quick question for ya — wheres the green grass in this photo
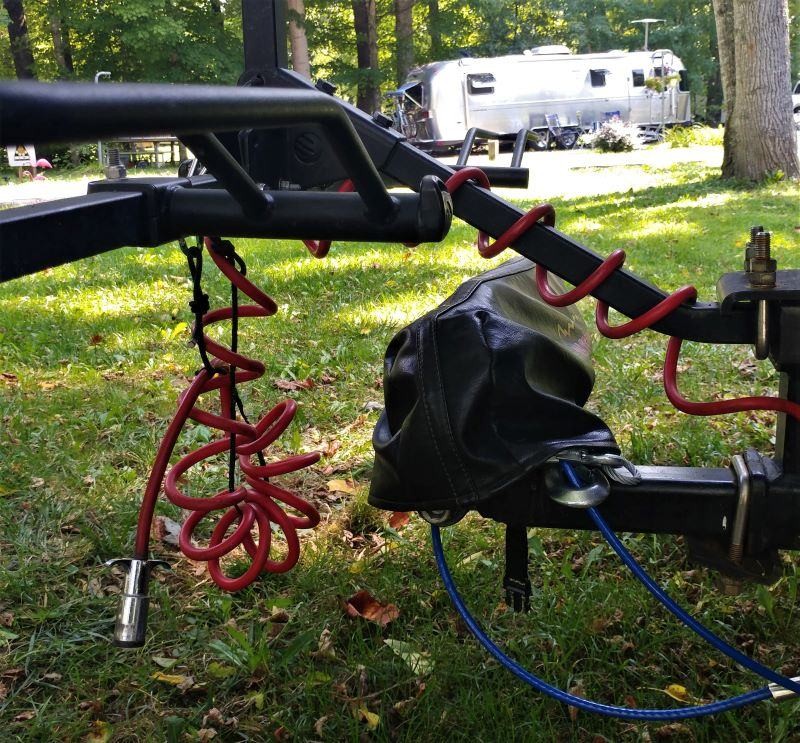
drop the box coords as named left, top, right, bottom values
left=1, top=162, right=799, bottom=742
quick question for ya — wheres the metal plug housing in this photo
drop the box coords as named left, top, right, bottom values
left=105, top=558, right=170, bottom=647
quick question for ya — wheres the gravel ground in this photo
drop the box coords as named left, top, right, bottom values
left=0, top=143, right=727, bottom=209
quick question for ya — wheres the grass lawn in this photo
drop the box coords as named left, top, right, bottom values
left=1, top=162, right=799, bottom=742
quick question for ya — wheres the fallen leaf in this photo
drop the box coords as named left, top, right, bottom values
left=31, top=477, right=45, bottom=488
left=13, top=710, right=35, bottom=722
left=0, top=681, right=7, bottom=700
left=354, top=704, right=380, bottom=730
left=655, top=723, right=693, bottom=739
left=663, top=683, right=690, bottom=703
left=384, top=639, right=433, bottom=675
left=86, top=720, right=111, bottom=743
left=388, top=512, right=409, bottom=529
left=314, top=716, right=329, bottom=737
left=151, top=671, right=194, bottom=690
left=310, top=628, right=336, bottom=661
left=197, top=728, right=217, bottom=742
left=568, top=680, right=586, bottom=721
left=78, top=700, right=102, bottom=713
left=0, top=611, right=13, bottom=627
left=327, top=479, right=356, bottom=495
left=153, top=516, right=182, bottom=547
left=88, top=334, right=104, bottom=346
left=42, top=672, right=62, bottom=682
left=344, top=590, right=399, bottom=627
left=274, top=378, right=315, bottom=391
left=0, top=372, right=18, bottom=386
left=273, top=725, right=290, bottom=740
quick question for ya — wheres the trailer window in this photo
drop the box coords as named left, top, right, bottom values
left=467, top=73, right=495, bottom=95
left=678, top=70, right=689, bottom=92
left=632, top=69, right=645, bottom=87
left=404, top=82, right=423, bottom=107
left=590, top=69, right=607, bottom=87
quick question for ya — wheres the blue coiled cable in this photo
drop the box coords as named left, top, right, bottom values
left=430, top=457, right=799, bottom=719
left=558, top=460, right=800, bottom=697
left=431, top=526, right=771, bottom=719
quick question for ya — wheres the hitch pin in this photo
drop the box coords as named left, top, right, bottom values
left=105, top=558, right=170, bottom=647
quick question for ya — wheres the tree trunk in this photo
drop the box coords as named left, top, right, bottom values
left=394, top=0, right=415, bottom=85
left=287, top=0, right=311, bottom=78
left=352, top=0, right=381, bottom=113
left=3, top=0, right=36, bottom=79
left=50, top=17, right=74, bottom=76
left=427, top=0, right=441, bottom=59
left=713, top=0, right=799, bottom=179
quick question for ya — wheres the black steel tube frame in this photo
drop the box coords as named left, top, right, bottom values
left=0, top=0, right=797, bottom=559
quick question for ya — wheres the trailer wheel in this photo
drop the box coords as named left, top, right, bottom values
left=531, top=132, right=549, bottom=151
left=556, top=130, right=579, bottom=150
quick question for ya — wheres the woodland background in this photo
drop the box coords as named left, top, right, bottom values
left=2, top=0, right=798, bottom=123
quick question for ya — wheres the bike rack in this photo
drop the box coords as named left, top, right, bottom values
left=0, top=0, right=798, bottom=670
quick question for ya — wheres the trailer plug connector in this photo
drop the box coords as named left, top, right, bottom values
left=105, top=558, right=170, bottom=648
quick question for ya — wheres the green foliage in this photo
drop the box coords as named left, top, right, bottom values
left=1, top=162, right=799, bottom=740
left=664, top=124, right=724, bottom=148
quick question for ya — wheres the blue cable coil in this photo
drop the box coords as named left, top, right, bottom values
left=429, top=458, right=799, bottom=719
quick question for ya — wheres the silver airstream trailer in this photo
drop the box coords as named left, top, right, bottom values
left=390, top=46, right=691, bottom=151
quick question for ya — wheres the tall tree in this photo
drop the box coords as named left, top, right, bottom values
left=427, top=0, right=442, bottom=59
left=394, top=0, right=414, bottom=84
left=50, top=16, right=73, bottom=76
left=712, top=0, right=798, bottom=179
left=352, top=0, right=381, bottom=112
left=3, top=0, right=35, bottom=78
left=287, top=0, right=311, bottom=78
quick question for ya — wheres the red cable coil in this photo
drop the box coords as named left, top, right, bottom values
left=446, top=167, right=800, bottom=423
left=134, top=238, right=320, bottom=591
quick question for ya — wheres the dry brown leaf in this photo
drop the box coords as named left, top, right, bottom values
left=388, top=511, right=410, bottom=529
left=344, top=590, right=399, bottom=627
left=88, top=334, right=104, bottom=346
left=310, top=628, right=336, bottom=661
left=42, top=672, right=62, bottom=682
left=13, top=710, right=35, bottom=722
left=327, top=479, right=356, bottom=495
left=567, top=680, right=585, bottom=721
left=197, top=728, right=217, bottom=742
left=654, top=723, right=693, bottom=739
left=273, top=726, right=291, bottom=741
left=0, top=372, right=18, bottom=386
left=0, top=681, right=7, bottom=701
left=0, top=611, right=13, bottom=627
left=274, top=378, right=315, bottom=391
left=313, top=716, right=329, bottom=737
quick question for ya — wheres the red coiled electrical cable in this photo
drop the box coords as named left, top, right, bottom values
left=446, top=167, right=800, bottom=423
left=134, top=237, right=320, bottom=591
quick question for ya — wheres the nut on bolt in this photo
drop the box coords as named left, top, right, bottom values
left=105, top=558, right=170, bottom=647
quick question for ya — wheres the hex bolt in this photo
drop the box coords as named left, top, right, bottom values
left=754, top=230, right=771, bottom=260
left=745, top=230, right=776, bottom=287
left=743, top=224, right=763, bottom=270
